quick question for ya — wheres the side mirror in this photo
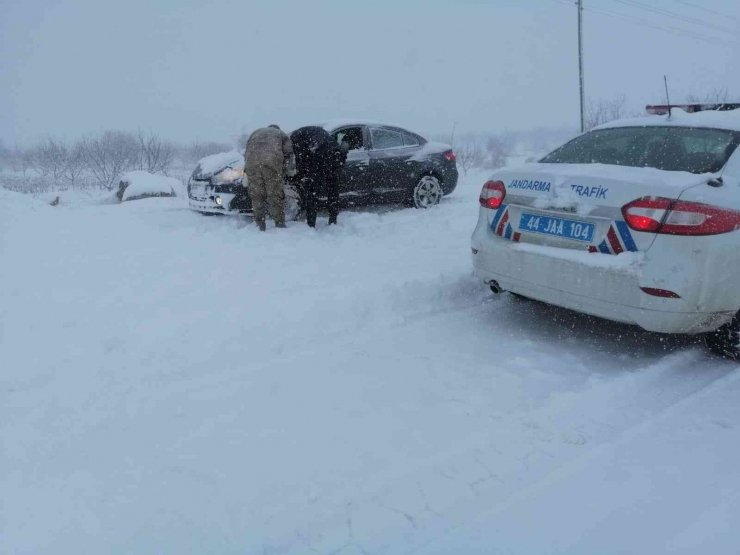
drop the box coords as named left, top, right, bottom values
left=707, top=177, right=724, bottom=188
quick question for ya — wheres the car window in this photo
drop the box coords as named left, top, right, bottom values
left=402, top=133, right=420, bottom=147
left=370, top=128, right=404, bottom=150
left=681, top=133, right=732, bottom=155
left=540, top=126, right=740, bottom=174
left=332, top=127, right=365, bottom=151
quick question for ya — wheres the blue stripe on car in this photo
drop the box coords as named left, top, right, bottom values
left=615, top=221, right=638, bottom=252
left=598, top=240, right=611, bottom=254
left=490, top=203, right=507, bottom=231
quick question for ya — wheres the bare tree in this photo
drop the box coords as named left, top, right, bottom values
left=486, top=136, right=512, bottom=170
left=584, top=95, right=628, bottom=131
left=63, top=140, right=86, bottom=188
left=80, top=130, right=139, bottom=190
left=34, top=138, right=71, bottom=185
left=686, top=87, right=735, bottom=105
left=8, top=146, right=34, bottom=176
left=455, top=139, right=486, bottom=176
left=27, top=146, right=48, bottom=179
left=26, top=138, right=88, bottom=189
left=136, top=130, right=175, bottom=175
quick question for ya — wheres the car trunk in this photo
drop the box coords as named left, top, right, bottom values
left=487, top=163, right=708, bottom=254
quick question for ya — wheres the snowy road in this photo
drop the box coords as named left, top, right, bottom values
left=1, top=175, right=738, bottom=554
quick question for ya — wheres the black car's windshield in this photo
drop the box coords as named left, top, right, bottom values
left=540, top=126, right=740, bottom=174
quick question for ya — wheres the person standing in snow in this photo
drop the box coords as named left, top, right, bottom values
left=244, top=125, right=294, bottom=231
left=289, top=126, right=348, bottom=227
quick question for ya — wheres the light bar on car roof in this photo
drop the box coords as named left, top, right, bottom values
left=646, top=103, right=740, bottom=115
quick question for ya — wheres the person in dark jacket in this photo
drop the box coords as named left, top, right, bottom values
left=289, top=126, right=348, bottom=227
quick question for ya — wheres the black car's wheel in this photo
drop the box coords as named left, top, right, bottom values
left=285, top=184, right=302, bottom=221
left=412, top=175, right=443, bottom=209
left=704, top=312, right=740, bottom=360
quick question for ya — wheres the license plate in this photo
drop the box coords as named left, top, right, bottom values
left=519, top=213, right=595, bottom=242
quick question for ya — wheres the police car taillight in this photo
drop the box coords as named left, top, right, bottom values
left=479, top=180, right=506, bottom=210
left=622, top=197, right=740, bottom=236
left=444, top=151, right=457, bottom=162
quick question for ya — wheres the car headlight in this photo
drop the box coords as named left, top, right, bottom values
left=212, top=168, right=244, bottom=185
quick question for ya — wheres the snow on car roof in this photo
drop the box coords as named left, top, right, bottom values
left=195, top=150, right=244, bottom=178
left=595, top=107, right=740, bottom=133
left=120, top=171, right=181, bottom=201
left=507, top=162, right=716, bottom=188
left=316, top=119, right=412, bottom=132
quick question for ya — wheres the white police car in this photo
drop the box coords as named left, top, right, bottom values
left=471, top=104, right=740, bottom=358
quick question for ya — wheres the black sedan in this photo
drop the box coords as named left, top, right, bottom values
left=187, top=120, right=458, bottom=215
left=318, top=119, right=458, bottom=208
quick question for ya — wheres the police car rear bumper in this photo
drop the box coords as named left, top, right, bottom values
left=471, top=215, right=734, bottom=335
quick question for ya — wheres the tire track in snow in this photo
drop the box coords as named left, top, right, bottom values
left=405, top=357, right=740, bottom=555
left=250, top=322, right=733, bottom=555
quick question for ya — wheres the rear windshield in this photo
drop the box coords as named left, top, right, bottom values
left=540, top=126, right=740, bottom=174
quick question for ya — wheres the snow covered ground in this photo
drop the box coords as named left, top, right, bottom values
left=1, top=170, right=738, bottom=554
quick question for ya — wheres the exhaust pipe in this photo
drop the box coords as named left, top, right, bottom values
left=488, top=280, right=503, bottom=294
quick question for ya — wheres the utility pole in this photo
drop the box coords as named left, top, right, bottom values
left=578, top=0, right=585, bottom=133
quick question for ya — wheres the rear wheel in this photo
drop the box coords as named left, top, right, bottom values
left=412, top=175, right=443, bottom=209
left=704, top=313, right=740, bottom=360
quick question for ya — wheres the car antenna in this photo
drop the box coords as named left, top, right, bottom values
left=450, top=121, right=457, bottom=147
left=664, top=75, right=672, bottom=119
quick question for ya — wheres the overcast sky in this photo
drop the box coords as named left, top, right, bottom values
left=1, top=0, right=738, bottom=145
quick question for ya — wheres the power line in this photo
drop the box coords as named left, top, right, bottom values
left=671, top=0, right=740, bottom=24
left=587, top=4, right=740, bottom=48
left=548, top=0, right=740, bottom=49
left=605, top=0, right=739, bottom=36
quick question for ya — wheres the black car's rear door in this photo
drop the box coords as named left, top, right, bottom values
left=367, top=127, right=422, bottom=195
